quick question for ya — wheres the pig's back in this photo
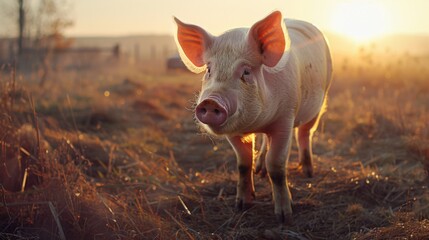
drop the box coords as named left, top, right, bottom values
left=285, top=19, right=332, bottom=91
left=284, top=19, right=333, bottom=125
left=285, top=19, right=325, bottom=44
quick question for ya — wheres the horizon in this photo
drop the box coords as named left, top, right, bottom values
left=2, top=30, right=429, bottom=39
left=65, top=31, right=429, bottom=39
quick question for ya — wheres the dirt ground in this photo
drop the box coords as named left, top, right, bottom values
left=1, top=51, right=429, bottom=239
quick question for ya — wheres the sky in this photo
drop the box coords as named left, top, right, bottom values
left=65, top=0, right=429, bottom=37
left=1, top=0, right=429, bottom=39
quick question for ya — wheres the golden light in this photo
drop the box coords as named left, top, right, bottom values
left=240, top=133, right=255, bottom=144
left=240, top=133, right=257, bottom=160
left=330, top=1, right=391, bottom=43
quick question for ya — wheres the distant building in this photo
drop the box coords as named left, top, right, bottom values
left=0, top=38, right=15, bottom=63
left=166, top=54, right=187, bottom=70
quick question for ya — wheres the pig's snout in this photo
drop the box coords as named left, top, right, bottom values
left=195, top=99, right=228, bottom=127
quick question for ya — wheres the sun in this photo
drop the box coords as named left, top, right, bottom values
left=330, top=1, right=391, bottom=43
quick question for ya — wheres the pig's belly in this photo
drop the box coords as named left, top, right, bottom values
left=293, top=90, right=325, bottom=127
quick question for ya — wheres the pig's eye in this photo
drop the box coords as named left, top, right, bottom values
left=240, top=68, right=251, bottom=82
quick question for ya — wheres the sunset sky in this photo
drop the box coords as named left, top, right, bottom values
left=1, top=0, right=429, bottom=41
left=67, top=0, right=428, bottom=37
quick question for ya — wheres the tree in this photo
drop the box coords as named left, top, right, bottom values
left=0, top=0, right=73, bottom=85
left=18, top=0, right=24, bottom=55
left=32, top=0, right=74, bottom=86
left=0, top=0, right=29, bottom=55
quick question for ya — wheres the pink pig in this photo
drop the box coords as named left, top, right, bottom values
left=174, top=11, right=332, bottom=223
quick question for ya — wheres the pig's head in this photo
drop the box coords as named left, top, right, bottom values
left=174, top=11, right=290, bottom=135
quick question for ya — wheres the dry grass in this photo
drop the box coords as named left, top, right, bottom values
left=0, top=46, right=428, bottom=240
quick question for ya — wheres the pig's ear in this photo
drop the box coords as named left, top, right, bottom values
left=174, top=17, right=213, bottom=73
left=248, top=11, right=289, bottom=68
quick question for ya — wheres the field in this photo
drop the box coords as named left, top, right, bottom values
left=1, top=38, right=429, bottom=239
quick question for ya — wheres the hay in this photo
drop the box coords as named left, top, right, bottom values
left=1, top=50, right=429, bottom=239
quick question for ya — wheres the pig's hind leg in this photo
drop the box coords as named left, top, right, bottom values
left=254, top=134, right=268, bottom=177
left=296, top=113, right=321, bottom=178
left=227, top=135, right=256, bottom=211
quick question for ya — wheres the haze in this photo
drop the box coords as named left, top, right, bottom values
left=69, top=0, right=429, bottom=37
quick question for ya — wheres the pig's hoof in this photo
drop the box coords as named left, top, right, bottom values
left=304, top=167, right=313, bottom=178
left=299, top=164, right=313, bottom=178
left=235, top=200, right=253, bottom=212
left=276, top=212, right=293, bottom=225
left=235, top=192, right=255, bottom=211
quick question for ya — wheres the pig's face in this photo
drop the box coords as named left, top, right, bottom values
left=195, top=31, right=265, bottom=135
left=174, top=11, right=288, bottom=135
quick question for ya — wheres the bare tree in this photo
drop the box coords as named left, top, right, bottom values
left=0, top=0, right=73, bottom=85
left=18, top=0, right=25, bottom=55
left=0, top=0, right=29, bottom=57
left=33, top=0, right=74, bottom=86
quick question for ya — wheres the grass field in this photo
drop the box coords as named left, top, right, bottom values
left=0, top=43, right=428, bottom=239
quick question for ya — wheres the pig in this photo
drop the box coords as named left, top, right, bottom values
left=174, top=11, right=332, bottom=223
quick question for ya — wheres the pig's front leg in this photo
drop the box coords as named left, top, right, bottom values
left=266, top=125, right=294, bottom=223
left=227, top=135, right=255, bottom=211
